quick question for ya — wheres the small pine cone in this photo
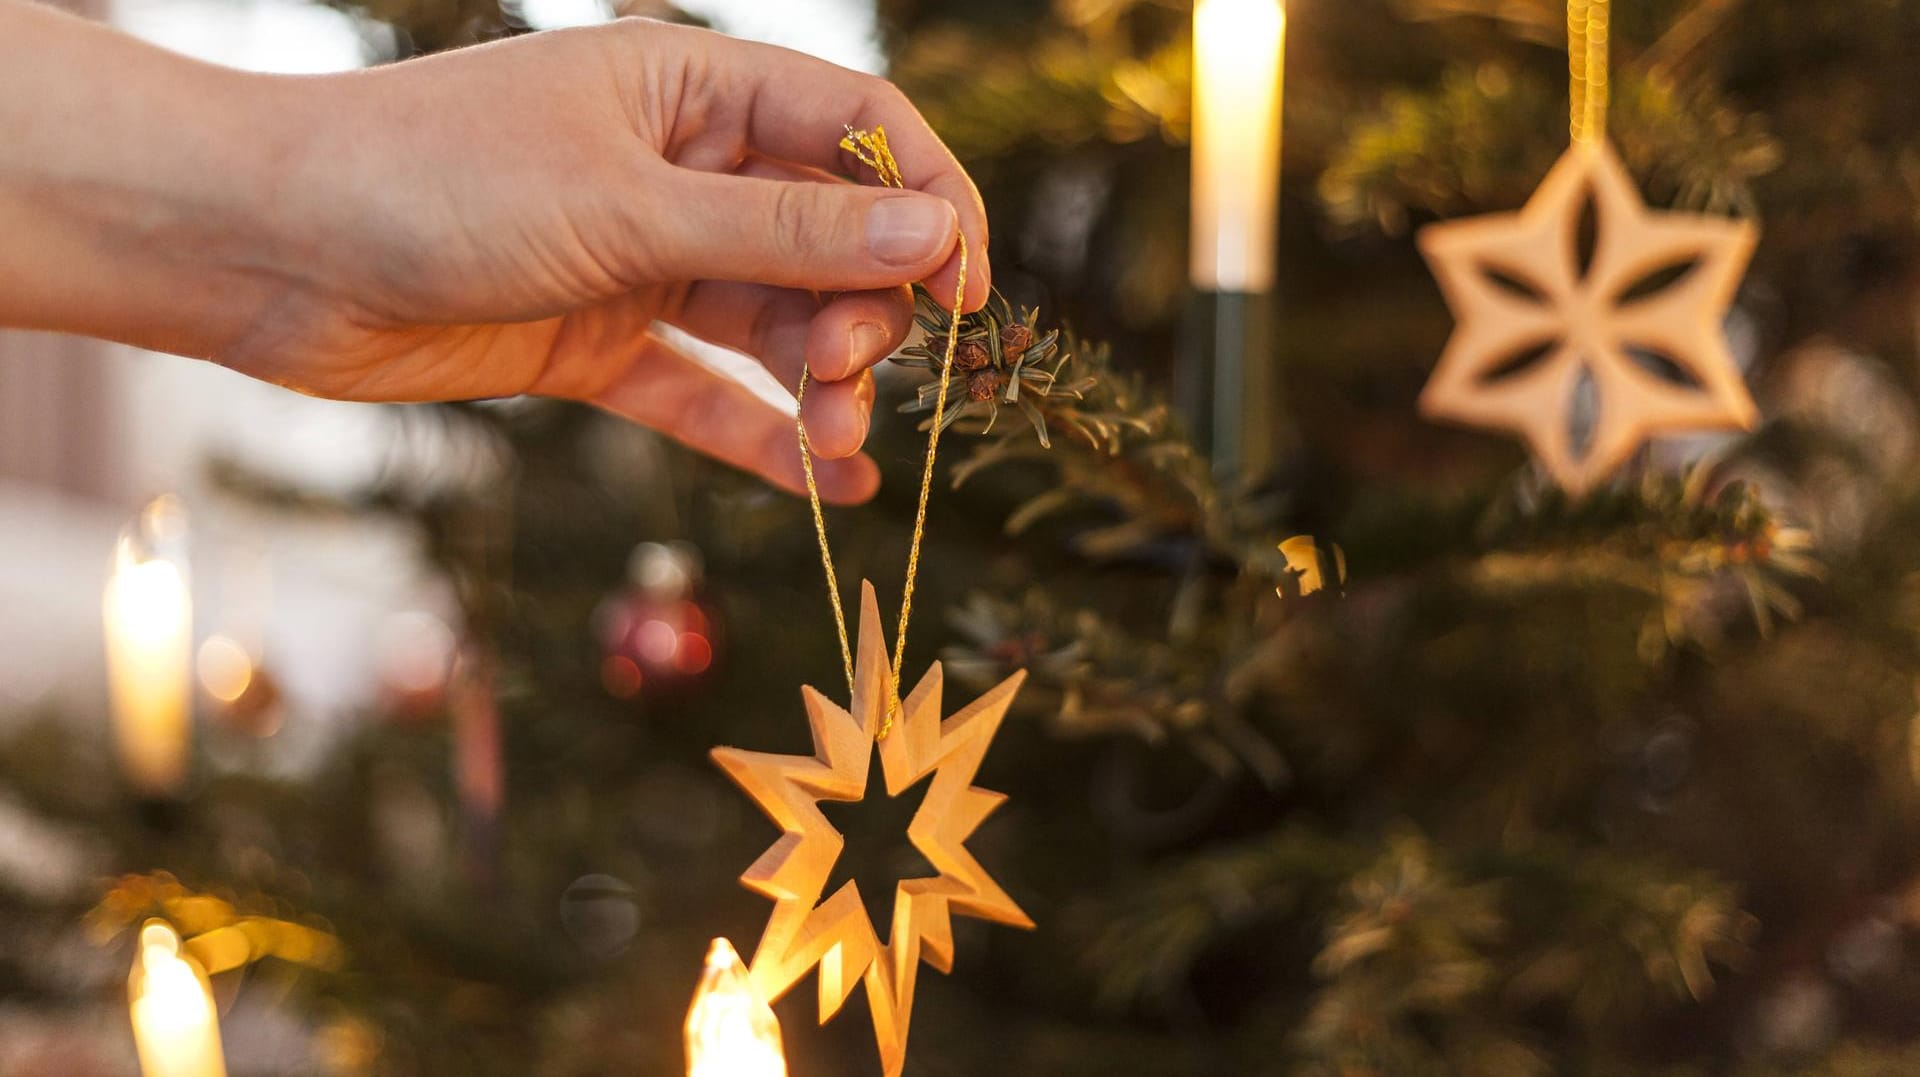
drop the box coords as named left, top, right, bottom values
left=967, top=369, right=1006, bottom=402
left=952, top=339, right=992, bottom=371
left=1000, top=324, right=1035, bottom=359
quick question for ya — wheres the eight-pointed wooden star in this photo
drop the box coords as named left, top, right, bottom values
left=1418, top=138, right=1760, bottom=494
left=711, top=580, right=1032, bottom=1077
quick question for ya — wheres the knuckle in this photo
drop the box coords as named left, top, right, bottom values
left=769, top=182, right=818, bottom=263
left=868, top=77, right=914, bottom=117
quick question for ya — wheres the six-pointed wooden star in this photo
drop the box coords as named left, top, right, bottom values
left=1419, top=138, right=1760, bottom=494
left=712, top=580, right=1032, bottom=1077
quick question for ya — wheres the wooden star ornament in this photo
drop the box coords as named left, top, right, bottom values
left=1419, top=139, right=1760, bottom=493
left=712, top=580, right=1032, bottom=1077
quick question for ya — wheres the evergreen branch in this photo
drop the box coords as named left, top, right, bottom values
left=941, top=589, right=1215, bottom=746
left=1640, top=0, right=1742, bottom=73
left=1307, top=832, right=1505, bottom=1024
left=895, top=289, right=1146, bottom=453
left=1394, top=0, right=1566, bottom=46
left=889, top=10, right=1189, bottom=163
left=1492, top=845, right=1755, bottom=1021
left=1078, top=827, right=1363, bottom=1013
left=1731, top=1043, right=1920, bottom=1077
left=1320, top=65, right=1780, bottom=233
left=1302, top=835, right=1750, bottom=1071
left=1461, top=471, right=1819, bottom=647
left=1077, top=826, right=1753, bottom=1060
left=1395, top=0, right=1738, bottom=65
left=893, top=287, right=1222, bottom=553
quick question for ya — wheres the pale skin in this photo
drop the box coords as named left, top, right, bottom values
left=0, top=0, right=993, bottom=503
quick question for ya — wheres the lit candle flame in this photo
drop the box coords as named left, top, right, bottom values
left=104, top=500, right=194, bottom=797
left=1190, top=0, right=1286, bottom=292
left=685, top=938, right=786, bottom=1077
left=129, top=920, right=226, bottom=1077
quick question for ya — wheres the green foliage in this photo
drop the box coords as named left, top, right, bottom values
left=893, top=289, right=1097, bottom=447
left=10, top=1, right=1920, bottom=1075
left=890, top=0, right=1192, bottom=163
left=1320, top=64, right=1780, bottom=233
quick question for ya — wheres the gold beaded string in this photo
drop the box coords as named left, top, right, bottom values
left=794, top=125, right=967, bottom=740
left=1569, top=0, right=1612, bottom=144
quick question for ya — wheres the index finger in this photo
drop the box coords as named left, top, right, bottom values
left=698, top=29, right=991, bottom=312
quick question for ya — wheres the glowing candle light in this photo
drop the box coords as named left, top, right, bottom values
left=103, top=498, right=194, bottom=798
left=1190, top=0, right=1286, bottom=292
left=685, top=938, right=786, bottom=1077
left=128, top=920, right=227, bottom=1077
left=1182, top=0, right=1288, bottom=482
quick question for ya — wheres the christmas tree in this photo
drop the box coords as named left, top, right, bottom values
left=7, top=0, right=1920, bottom=1074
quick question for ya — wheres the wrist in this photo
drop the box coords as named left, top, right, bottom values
left=0, top=2, right=313, bottom=359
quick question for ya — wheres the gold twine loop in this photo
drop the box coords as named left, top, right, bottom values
left=795, top=125, right=968, bottom=740
left=1569, top=0, right=1611, bottom=144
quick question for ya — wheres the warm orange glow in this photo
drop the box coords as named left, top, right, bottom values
left=196, top=636, right=254, bottom=705
left=677, top=601, right=710, bottom=636
left=1191, top=0, right=1285, bottom=292
left=128, top=920, right=226, bottom=1077
left=685, top=938, right=785, bottom=1077
left=601, top=655, right=643, bottom=698
left=1276, top=536, right=1347, bottom=597
left=675, top=634, right=713, bottom=675
left=104, top=532, right=193, bottom=797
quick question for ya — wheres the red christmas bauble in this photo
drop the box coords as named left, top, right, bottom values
left=594, top=543, right=719, bottom=699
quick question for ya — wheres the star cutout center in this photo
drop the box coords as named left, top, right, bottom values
left=712, top=580, right=1032, bottom=1077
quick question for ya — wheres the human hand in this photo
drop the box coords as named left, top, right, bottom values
left=0, top=7, right=990, bottom=502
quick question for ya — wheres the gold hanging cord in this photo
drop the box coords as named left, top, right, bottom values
left=1569, top=0, right=1611, bottom=144
left=794, top=125, right=968, bottom=740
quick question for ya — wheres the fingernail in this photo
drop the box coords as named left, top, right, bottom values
left=848, top=322, right=891, bottom=368
left=866, top=196, right=954, bottom=267
left=855, top=377, right=876, bottom=431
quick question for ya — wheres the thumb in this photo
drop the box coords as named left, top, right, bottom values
left=640, top=168, right=959, bottom=291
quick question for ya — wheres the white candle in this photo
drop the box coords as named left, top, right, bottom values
left=129, top=921, right=227, bottom=1077
left=1190, top=0, right=1286, bottom=292
left=685, top=938, right=786, bottom=1077
left=104, top=525, right=193, bottom=797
